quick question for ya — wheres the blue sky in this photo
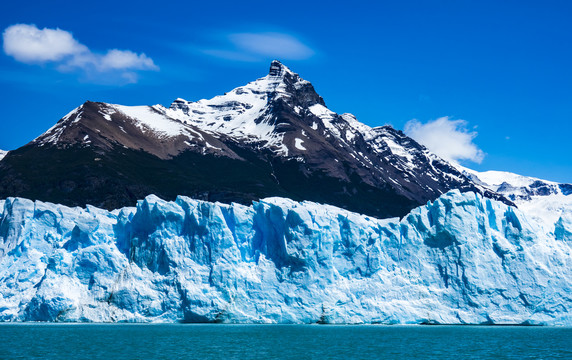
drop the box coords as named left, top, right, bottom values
left=1, top=0, right=570, bottom=182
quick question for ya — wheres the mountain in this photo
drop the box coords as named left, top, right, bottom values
left=0, top=190, right=569, bottom=324
left=457, top=166, right=572, bottom=225
left=0, top=61, right=508, bottom=219
left=0, top=150, right=7, bottom=161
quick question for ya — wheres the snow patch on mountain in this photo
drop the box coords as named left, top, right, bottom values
left=111, top=104, right=188, bottom=138
left=35, top=106, right=83, bottom=145
left=294, top=138, right=306, bottom=150
left=307, top=105, right=368, bottom=148
left=384, top=137, right=415, bottom=162
left=0, top=191, right=569, bottom=324
left=0, top=150, right=7, bottom=161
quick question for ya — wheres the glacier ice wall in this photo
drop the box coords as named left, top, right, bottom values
left=0, top=191, right=570, bottom=324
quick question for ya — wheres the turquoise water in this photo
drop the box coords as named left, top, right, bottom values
left=0, top=324, right=570, bottom=359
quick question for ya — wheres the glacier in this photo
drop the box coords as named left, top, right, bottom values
left=0, top=190, right=570, bottom=324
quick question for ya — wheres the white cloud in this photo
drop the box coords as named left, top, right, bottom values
left=229, top=33, right=314, bottom=59
left=201, top=49, right=260, bottom=62
left=98, top=49, right=157, bottom=71
left=3, top=24, right=86, bottom=63
left=404, top=116, right=485, bottom=164
left=203, top=31, right=314, bottom=62
left=3, top=24, right=158, bottom=83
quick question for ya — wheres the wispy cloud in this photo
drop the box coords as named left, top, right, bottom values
left=3, top=24, right=158, bottom=84
left=404, top=116, right=485, bottom=164
left=202, top=32, right=314, bottom=62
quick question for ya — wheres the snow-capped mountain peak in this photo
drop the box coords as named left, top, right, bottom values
left=0, top=150, right=7, bottom=161
left=29, top=60, right=337, bottom=159
left=158, top=60, right=325, bottom=156
left=268, top=59, right=293, bottom=77
left=0, top=61, right=511, bottom=217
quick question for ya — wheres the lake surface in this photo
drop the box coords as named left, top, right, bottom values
left=0, top=324, right=570, bottom=359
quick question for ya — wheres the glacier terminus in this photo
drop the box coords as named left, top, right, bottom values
left=0, top=190, right=570, bottom=325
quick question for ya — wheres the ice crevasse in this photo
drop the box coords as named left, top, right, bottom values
left=0, top=190, right=570, bottom=324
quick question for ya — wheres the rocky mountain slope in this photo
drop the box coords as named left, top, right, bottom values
left=0, top=61, right=507, bottom=219
left=0, top=190, right=569, bottom=324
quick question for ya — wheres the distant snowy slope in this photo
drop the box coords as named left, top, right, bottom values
left=457, top=166, right=572, bottom=225
left=0, top=150, right=6, bottom=161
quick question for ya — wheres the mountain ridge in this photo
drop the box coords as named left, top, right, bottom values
left=0, top=61, right=510, bottom=218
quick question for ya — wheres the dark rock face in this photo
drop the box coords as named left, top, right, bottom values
left=528, top=181, right=557, bottom=197
left=0, top=61, right=510, bottom=218
left=560, top=184, right=572, bottom=196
